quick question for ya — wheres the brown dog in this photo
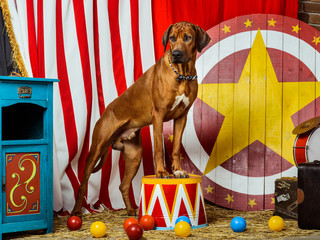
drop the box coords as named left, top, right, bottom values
left=71, top=21, right=210, bottom=216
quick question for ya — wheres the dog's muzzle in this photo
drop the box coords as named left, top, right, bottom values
left=171, top=50, right=186, bottom=63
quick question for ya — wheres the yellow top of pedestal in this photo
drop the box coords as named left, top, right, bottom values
left=141, top=174, right=202, bottom=184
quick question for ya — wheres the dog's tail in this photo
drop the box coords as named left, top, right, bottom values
left=92, top=150, right=109, bottom=173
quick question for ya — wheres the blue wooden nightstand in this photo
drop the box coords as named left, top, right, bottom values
left=0, top=76, right=58, bottom=239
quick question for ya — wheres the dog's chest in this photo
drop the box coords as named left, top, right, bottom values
left=169, top=81, right=196, bottom=114
left=170, top=93, right=190, bottom=111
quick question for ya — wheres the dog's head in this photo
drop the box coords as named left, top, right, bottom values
left=162, top=22, right=211, bottom=64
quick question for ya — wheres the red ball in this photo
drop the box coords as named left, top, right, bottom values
left=123, top=217, right=139, bottom=231
left=126, top=223, right=143, bottom=240
left=139, top=215, right=155, bottom=230
left=67, top=216, right=82, bottom=231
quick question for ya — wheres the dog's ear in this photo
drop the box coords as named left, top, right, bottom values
left=162, top=24, right=173, bottom=52
left=194, top=25, right=211, bottom=53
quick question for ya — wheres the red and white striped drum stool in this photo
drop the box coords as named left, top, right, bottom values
left=138, top=175, right=208, bottom=230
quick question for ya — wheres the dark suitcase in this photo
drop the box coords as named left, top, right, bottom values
left=274, top=177, right=298, bottom=219
left=298, top=161, right=320, bottom=229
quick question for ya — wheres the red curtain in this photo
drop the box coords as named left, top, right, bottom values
left=151, top=0, right=298, bottom=61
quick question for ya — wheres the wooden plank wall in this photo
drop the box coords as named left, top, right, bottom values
left=164, top=14, right=320, bottom=211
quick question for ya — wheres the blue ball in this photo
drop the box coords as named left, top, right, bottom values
left=175, top=216, right=191, bottom=226
left=230, top=216, right=246, bottom=232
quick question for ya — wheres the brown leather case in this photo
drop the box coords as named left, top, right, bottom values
left=298, top=161, right=320, bottom=229
left=274, top=177, right=298, bottom=219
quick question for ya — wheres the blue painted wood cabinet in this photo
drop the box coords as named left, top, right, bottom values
left=0, top=76, right=58, bottom=239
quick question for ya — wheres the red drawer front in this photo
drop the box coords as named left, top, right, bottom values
left=5, top=153, right=40, bottom=216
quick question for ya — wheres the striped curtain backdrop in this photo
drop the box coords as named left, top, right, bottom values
left=6, top=0, right=298, bottom=214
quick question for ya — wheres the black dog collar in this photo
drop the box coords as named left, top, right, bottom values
left=168, top=52, right=197, bottom=81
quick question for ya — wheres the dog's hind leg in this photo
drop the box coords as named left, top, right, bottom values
left=119, top=130, right=143, bottom=216
left=71, top=109, right=128, bottom=217
left=71, top=147, right=106, bottom=217
left=71, top=119, right=114, bottom=217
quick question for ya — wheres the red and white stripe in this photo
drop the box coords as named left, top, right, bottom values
left=8, top=0, right=156, bottom=213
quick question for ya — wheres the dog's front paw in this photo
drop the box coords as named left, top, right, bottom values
left=173, top=170, right=189, bottom=178
left=156, top=170, right=170, bottom=178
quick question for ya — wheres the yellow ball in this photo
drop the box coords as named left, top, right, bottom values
left=90, top=221, right=107, bottom=238
left=268, top=216, right=284, bottom=232
left=175, top=221, right=191, bottom=237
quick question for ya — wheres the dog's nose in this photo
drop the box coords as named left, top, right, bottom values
left=172, top=50, right=183, bottom=59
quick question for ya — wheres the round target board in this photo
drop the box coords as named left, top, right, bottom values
left=163, top=14, right=320, bottom=211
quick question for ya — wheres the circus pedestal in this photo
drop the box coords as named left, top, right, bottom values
left=138, top=175, right=208, bottom=230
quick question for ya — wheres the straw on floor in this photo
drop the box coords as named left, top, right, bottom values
left=5, top=202, right=320, bottom=240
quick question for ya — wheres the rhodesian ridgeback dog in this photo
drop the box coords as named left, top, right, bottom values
left=71, top=21, right=210, bottom=216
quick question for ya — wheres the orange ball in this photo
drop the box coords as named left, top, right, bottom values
left=123, top=217, right=139, bottom=231
left=139, top=215, right=155, bottom=231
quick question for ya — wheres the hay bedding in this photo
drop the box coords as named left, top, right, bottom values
left=5, top=203, right=320, bottom=240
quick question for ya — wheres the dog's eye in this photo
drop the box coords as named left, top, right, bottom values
left=184, top=35, right=192, bottom=42
left=169, top=36, right=176, bottom=42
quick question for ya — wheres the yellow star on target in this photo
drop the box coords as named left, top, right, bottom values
left=198, top=29, right=320, bottom=175
left=312, top=36, right=320, bottom=46
left=225, top=194, right=234, bottom=203
left=248, top=199, right=257, bottom=208
left=244, top=19, right=252, bottom=28
left=222, top=25, right=231, bottom=34
left=271, top=197, right=275, bottom=204
left=167, top=134, right=173, bottom=142
left=205, top=185, right=214, bottom=194
left=292, top=24, right=301, bottom=34
left=268, top=18, right=277, bottom=27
